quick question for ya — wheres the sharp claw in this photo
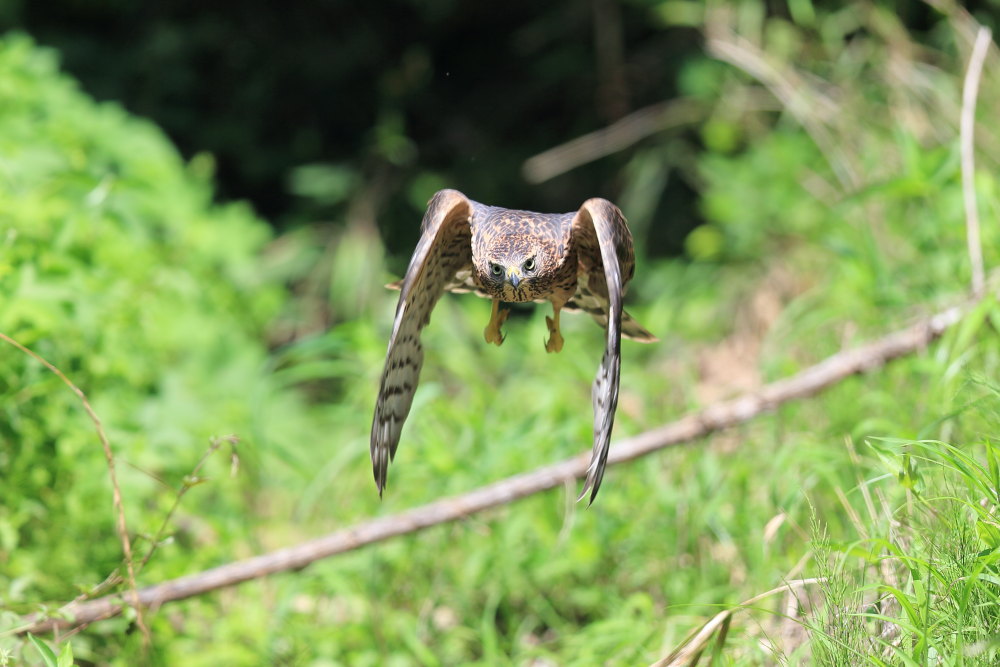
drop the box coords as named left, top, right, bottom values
left=484, top=326, right=505, bottom=346
left=484, top=307, right=511, bottom=346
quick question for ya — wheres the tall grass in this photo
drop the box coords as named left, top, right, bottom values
left=4, top=3, right=1000, bottom=665
left=808, top=432, right=1000, bottom=665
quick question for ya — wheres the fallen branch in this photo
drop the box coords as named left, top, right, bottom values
left=20, top=302, right=969, bottom=634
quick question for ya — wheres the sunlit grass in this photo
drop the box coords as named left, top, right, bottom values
left=6, top=7, right=1000, bottom=664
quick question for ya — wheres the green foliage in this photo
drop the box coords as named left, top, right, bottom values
left=3, top=1, right=1000, bottom=664
left=25, top=634, right=71, bottom=667
left=0, top=32, right=323, bottom=663
left=810, top=435, right=1000, bottom=665
left=1, top=0, right=694, bottom=236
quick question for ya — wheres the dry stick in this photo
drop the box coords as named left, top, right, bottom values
left=650, top=578, right=826, bottom=667
left=521, top=91, right=779, bottom=184
left=960, top=25, right=992, bottom=299
left=21, top=302, right=967, bottom=634
left=0, top=333, right=148, bottom=643
left=522, top=99, right=704, bottom=183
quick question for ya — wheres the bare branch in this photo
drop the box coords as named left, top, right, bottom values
left=0, top=332, right=147, bottom=642
left=18, top=302, right=968, bottom=635
left=960, top=25, right=992, bottom=298
left=522, top=99, right=704, bottom=183
left=521, top=90, right=779, bottom=184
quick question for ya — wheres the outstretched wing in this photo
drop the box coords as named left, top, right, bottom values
left=385, top=267, right=490, bottom=298
left=371, top=189, right=473, bottom=495
left=569, top=198, right=635, bottom=504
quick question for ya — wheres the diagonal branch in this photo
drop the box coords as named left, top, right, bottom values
left=520, top=91, right=777, bottom=184
left=19, top=302, right=969, bottom=635
left=522, top=99, right=705, bottom=183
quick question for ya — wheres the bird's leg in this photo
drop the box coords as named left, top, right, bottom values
left=545, top=302, right=564, bottom=353
left=484, top=298, right=510, bottom=346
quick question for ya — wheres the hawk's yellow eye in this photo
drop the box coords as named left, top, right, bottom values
left=490, top=263, right=503, bottom=276
left=523, top=258, right=536, bottom=272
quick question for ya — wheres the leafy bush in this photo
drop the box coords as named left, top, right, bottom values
left=0, top=32, right=317, bottom=661
left=3, top=1, right=1000, bottom=663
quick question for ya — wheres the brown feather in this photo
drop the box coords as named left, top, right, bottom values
left=568, top=198, right=634, bottom=504
left=370, top=190, right=473, bottom=495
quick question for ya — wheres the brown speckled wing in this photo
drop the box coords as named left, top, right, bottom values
left=570, top=198, right=635, bottom=504
left=371, top=189, right=473, bottom=495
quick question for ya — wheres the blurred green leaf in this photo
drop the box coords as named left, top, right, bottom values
left=26, top=634, right=57, bottom=667
left=654, top=1, right=705, bottom=27
left=56, top=641, right=74, bottom=667
left=684, top=224, right=724, bottom=260
left=287, top=163, right=359, bottom=206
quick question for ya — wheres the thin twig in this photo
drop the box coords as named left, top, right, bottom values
left=650, top=578, right=826, bottom=667
left=15, top=301, right=968, bottom=635
left=704, top=19, right=859, bottom=191
left=137, top=435, right=240, bottom=573
left=0, top=333, right=148, bottom=644
left=960, top=25, right=992, bottom=298
left=52, top=436, right=242, bottom=642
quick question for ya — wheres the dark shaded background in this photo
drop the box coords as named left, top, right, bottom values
left=2, top=0, right=963, bottom=257
left=5, top=0, right=703, bottom=254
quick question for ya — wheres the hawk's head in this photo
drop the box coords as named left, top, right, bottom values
left=473, top=233, right=559, bottom=303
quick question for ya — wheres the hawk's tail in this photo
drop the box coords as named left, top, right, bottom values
left=563, top=296, right=657, bottom=343
left=621, top=310, right=657, bottom=343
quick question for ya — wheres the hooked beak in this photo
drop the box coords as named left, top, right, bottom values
left=506, top=267, right=522, bottom=288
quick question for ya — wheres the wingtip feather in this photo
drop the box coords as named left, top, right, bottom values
left=576, top=476, right=603, bottom=505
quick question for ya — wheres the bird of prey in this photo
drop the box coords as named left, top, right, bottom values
left=371, top=189, right=655, bottom=503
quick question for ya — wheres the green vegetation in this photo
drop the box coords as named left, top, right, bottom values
left=3, top=2, right=1000, bottom=665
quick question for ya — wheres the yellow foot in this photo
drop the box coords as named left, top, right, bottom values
left=484, top=308, right=510, bottom=346
left=544, top=315, right=564, bottom=353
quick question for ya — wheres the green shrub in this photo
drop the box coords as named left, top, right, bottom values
left=0, top=29, right=290, bottom=632
left=3, top=2, right=1000, bottom=662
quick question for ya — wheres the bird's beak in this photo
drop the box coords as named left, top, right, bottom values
left=506, top=267, right=522, bottom=288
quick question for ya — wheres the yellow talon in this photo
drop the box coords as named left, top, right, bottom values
left=484, top=299, right=510, bottom=346
left=545, top=313, right=564, bottom=353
